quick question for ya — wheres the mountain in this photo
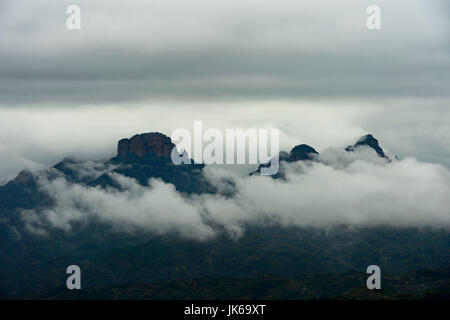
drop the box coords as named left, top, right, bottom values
left=289, top=144, right=319, bottom=162
left=55, top=132, right=214, bottom=194
left=345, top=134, right=388, bottom=159
left=0, top=132, right=449, bottom=299
left=252, top=133, right=388, bottom=177
left=251, top=144, right=319, bottom=177
left=117, top=132, right=175, bottom=159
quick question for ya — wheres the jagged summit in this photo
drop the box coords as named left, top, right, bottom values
left=346, top=134, right=387, bottom=158
left=117, top=132, right=175, bottom=159
left=5, top=132, right=391, bottom=189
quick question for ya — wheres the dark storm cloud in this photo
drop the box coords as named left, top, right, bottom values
left=1, top=48, right=448, bottom=105
left=0, top=0, right=448, bottom=105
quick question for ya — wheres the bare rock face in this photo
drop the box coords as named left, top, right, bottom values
left=13, top=170, right=34, bottom=185
left=117, top=132, right=176, bottom=158
left=346, top=134, right=387, bottom=158
left=289, top=144, right=319, bottom=162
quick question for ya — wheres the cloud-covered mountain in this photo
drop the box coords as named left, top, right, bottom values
left=3, top=132, right=450, bottom=236
left=1, top=132, right=449, bottom=297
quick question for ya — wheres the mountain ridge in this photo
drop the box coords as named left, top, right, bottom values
left=3, top=132, right=388, bottom=185
left=3, top=131, right=447, bottom=300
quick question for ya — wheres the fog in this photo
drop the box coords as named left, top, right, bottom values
left=1, top=99, right=450, bottom=183
left=1, top=1, right=449, bottom=234
left=21, top=146, right=450, bottom=239
left=1, top=0, right=449, bottom=181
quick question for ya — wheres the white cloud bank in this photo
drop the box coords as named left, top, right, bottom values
left=22, top=148, right=450, bottom=240
left=1, top=98, right=450, bottom=183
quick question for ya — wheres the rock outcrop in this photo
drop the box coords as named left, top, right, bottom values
left=345, top=134, right=387, bottom=158
left=251, top=144, right=319, bottom=177
left=288, top=144, right=319, bottom=162
left=117, top=132, right=175, bottom=159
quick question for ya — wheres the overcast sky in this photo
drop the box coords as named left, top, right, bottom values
left=0, top=0, right=449, bottom=182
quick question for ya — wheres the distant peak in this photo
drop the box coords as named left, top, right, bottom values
left=250, top=144, right=319, bottom=177
left=346, top=134, right=387, bottom=158
left=289, top=144, right=319, bottom=162
left=117, top=132, right=175, bottom=159
left=356, top=134, right=376, bottom=145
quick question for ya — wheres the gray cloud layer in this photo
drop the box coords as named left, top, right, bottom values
left=0, top=0, right=449, bottom=105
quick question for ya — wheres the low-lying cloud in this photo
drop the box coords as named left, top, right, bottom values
left=22, top=172, right=216, bottom=239
left=1, top=98, right=450, bottom=183
left=22, top=148, right=450, bottom=240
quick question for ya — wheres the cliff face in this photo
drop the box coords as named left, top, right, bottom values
left=117, top=132, right=175, bottom=158
left=110, top=132, right=210, bottom=193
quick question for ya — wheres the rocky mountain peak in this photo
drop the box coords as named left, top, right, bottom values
left=346, top=134, right=387, bottom=158
left=117, top=132, right=175, bottom=159
left=11, top=169, right=34, bottom=185
left=289, top=144, right=319, bottom=162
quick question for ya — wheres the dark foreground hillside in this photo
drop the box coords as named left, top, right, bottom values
left=1, top=226, right=449, bottom=298
left=10, top=266, right=450, bottom=300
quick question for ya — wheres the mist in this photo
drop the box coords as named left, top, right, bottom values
left=21, top=146, right=450, bottom=240
left=1, top=98, right=450, bottom=184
